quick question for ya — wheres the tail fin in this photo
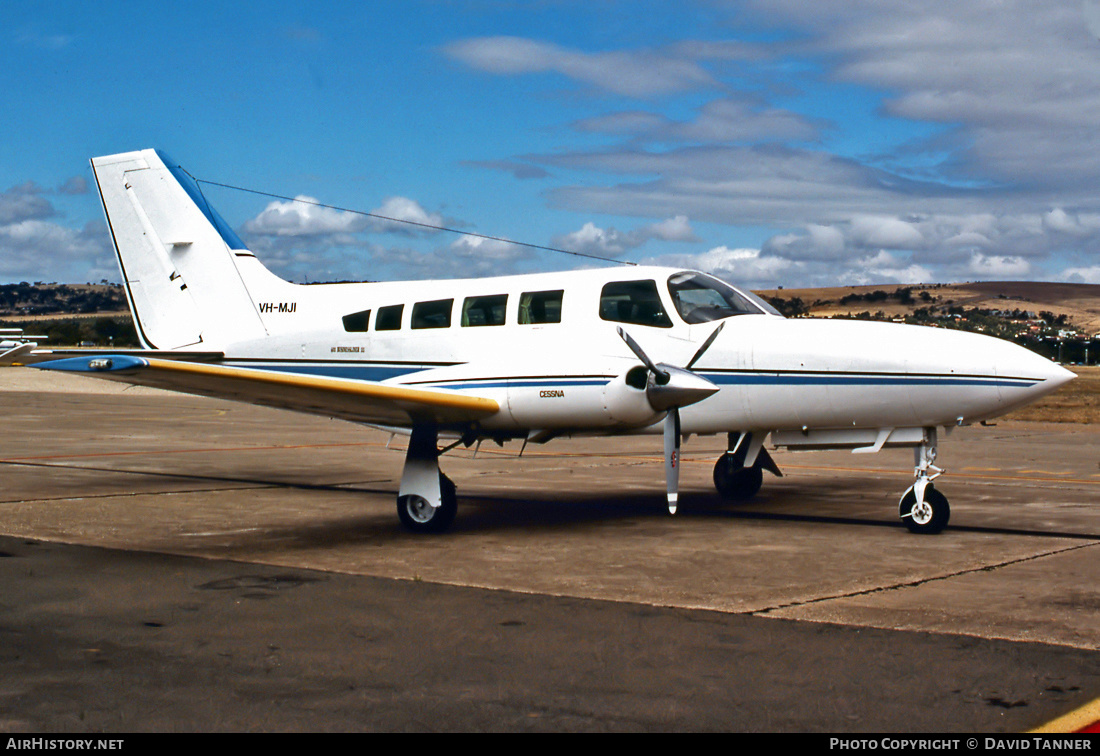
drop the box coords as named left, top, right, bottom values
left=91, top=149, right=292, bottom=350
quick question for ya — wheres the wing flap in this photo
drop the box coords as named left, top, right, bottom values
left=34, top=355, right=500, bottom=426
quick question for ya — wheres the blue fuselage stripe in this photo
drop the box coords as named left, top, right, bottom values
left=222, top=361, right=1041, bottom=391
left=699, top=372, right=1039, bottom=388
left=426, top=379, right=609, bottom=390
left=225, top=362, right=420, bottom=382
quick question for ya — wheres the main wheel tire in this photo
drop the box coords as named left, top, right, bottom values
left=397, top=473, right=457, bottom=534
left=713, top=455, right=764, bottom=501
left=899, top=484, right=950, bottom=534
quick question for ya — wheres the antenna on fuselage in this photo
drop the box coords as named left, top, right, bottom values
left=183, top=171, right=637, bottom=268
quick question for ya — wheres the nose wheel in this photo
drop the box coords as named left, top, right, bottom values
left=899, top=428, right=950, bottom=534
left=899, top=483, right=950, bottom=534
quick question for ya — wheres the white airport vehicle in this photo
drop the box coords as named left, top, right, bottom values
left=22, top=149, right=1076, bottom=533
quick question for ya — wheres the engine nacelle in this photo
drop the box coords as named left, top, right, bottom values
left=495, top=366, right=659, bottom=430
left=602, top=366, right=662, bottom=428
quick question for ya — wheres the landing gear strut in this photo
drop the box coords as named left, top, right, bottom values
left=396, top=425, right=458, bottom=533
left=899, top=427, right=950, bottom=534
left=712, top=432, right=781, bottom=501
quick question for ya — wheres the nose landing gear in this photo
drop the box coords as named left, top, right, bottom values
left=899, top=427, right=950, bottom=534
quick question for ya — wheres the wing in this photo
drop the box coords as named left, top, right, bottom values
left=34, top=355, right=500, bottom=427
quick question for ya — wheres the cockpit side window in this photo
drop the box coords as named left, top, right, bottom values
left=375, top=304, right=404, bottom=331
left=667, top=271, right=780, bottom=323
left=342, top=309, right=371, bottom=332
left=599, top=280, right=673, bottom=328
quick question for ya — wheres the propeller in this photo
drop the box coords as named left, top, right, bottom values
left=617, top=323, right=724, bottom=514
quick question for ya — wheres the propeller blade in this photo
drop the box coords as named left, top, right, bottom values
left=686, top=321, right=725, bottom=369
left=617, top=327, right=669, bottom=382
left=664, top=407, right=681, bottom=514
left=617, top=324, right=720, bottom=515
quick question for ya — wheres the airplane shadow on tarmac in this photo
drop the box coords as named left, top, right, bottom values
left=4, top=457, right=1098, bottom=551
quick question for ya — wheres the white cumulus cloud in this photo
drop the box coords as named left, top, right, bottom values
left=554, top=215, right=699, bottom=258
left=243, top=196, right=368, bottom=238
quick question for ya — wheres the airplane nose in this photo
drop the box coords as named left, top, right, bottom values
left=996, top=342, right=1076, bottom=407
left=1033, top=359, right=1076, bottom=396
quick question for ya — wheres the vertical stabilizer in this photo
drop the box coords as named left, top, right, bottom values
left=91, top=149, right=280, bottom=350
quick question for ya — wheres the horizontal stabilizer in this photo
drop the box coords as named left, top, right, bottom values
left=0, top=343, right=35, bottom=365
left=11, top=348, right=223, bottom=369
left=34, top=356, right=500, bottom=427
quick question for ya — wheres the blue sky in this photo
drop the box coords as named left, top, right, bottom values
left=4, top=0, right=1100, bottom=288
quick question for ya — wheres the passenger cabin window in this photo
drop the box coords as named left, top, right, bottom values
left=599, top=280, right=672, bottom=328
left=411, top=299, right=453, bottom=329
left=667, top=271, right=780, bottom=323
left=518, top=290, right=563, bottom=324
left=461, top=294, right=507, bottom=327
left=341, top=309, right=371, bottom=332
left=375, top=304, right=403, bottom=331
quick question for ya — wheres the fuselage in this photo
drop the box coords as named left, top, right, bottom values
left=212, top=262, right=1075, bottom=439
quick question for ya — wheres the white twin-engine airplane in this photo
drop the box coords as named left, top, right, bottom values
left=26, top=149, right=1075, bottom=534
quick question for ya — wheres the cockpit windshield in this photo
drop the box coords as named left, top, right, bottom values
left=667, top=271, right=781, bottom=323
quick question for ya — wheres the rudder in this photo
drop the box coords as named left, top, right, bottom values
left=91, top=149, right=274, bottom=350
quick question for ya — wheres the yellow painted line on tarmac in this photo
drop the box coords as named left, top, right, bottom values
left=0, top=441, right=381, bottom=463
left=487, top=450, right=1100, bottom=487
left=1029, top=696, right=1100, bottom=733
left=6, top=440, right=1100, bottom=488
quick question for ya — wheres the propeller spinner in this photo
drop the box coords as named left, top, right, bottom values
left=616, top=324, right=723, bottom=513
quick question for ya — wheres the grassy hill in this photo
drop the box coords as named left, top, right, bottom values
left=0, top=283, right=136, bottom=346
left=4, top=280, right=1100, bottom=356
left=756, top=281, right=1100, bottom=335
left=757, top=281, right=1100, bottom=365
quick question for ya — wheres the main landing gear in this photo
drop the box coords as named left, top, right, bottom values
left=396, top=425, right=457, bottom=534
left=712, top=432, right=782, bottom=501
left=898, top=427, right=950, bottom=534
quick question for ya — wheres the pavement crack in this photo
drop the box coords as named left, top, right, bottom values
left=751, top=539, right=1100, bottom=617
